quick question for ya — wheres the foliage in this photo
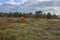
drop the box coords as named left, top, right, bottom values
left=0, top=10, right=59, bottom=19
left=47, top=12, right=52, bottom=19
left=0, top=18, right=60, bottom=40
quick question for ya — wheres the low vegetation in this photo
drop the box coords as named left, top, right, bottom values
left=0, top=17, right=60, bottom=40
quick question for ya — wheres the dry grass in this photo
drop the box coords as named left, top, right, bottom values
left=0, top=18, right=60, bottom=40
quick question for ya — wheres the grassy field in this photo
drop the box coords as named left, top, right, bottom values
left=0, top=18, right=60, bottom=40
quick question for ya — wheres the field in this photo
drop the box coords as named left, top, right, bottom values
left=0, top=17, right=60, bottom=40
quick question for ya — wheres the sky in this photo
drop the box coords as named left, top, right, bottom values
left=0, top=0, right=60, bottom=15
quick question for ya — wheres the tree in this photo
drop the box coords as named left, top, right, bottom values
left=22, top=12, right=27, bottom=17
left=4, top=13, right=8, bottom=17
left=7, top=12, right=12, bottom=17
left=43, top=13, right=46, bottom=18
left=0, top=12, right=4, bottom=17
left=19, top=13, right=22, bottom=17
left=47, top=12, right=52, bottom=19
left=34, top=11, right=43, bottom=18
left=28, top=12, right=33, bottom=18
left=52, top=13, right=58, bottom=19
left=13, top=12, right=20, bottom=17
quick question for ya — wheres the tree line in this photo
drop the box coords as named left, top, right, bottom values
left=0, top=11, right=59, bottom=19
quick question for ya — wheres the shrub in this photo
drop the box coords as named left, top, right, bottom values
left=0, top=30, right=17, bottom=40
left=20, top=16, right=29, bottom=23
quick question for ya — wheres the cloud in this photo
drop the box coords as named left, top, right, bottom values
left=0, top=3, right=3, bottom=6
left=39, top=0, right=52, bottom=1
left=20, top=0, right=28, bottom=4
left=5, top=0, right=28, bottom=5
left=5, top=0, right=20, bottom=5
left=0, top=0, right=60, bottom=15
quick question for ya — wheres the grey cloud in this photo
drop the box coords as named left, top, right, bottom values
left=0, top=0, right=60, bottom=15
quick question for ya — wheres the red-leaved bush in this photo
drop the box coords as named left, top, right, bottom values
left=36, top=18, right=41, bottom=22
left=20, top=16, right=29, bottom=23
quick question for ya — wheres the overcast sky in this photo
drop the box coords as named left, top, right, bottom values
left=0, top=0, right=60, bottom=15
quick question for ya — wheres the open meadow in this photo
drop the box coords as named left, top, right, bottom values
left=0, top=17, right=60, bottom=40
